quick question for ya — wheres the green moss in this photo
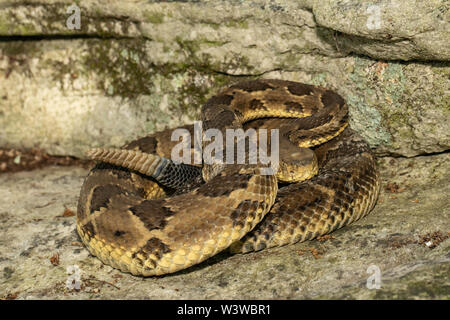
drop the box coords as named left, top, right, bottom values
left=0, top=41, right=38, bottom=56
left=387, top=113, right=408, bottom=126
left=208, top=23, right=221, bottom=30
left=326, top=257, right=339, bottom=264
left=176, top=71, right=235, bottom=118
left=83, top=39, right=154, bottom=98
left=404, top=280, right=449, bottom=298
left=78, top=38, right=246, bottom=129
left=173, top=36, right=254, bottom=75
left=174, top=36, right=202, bottom=63
left=427, top=62, right=450, bottom=113
left=278, top=49, right=304, bottom=67
left=144, top=11, right=165, bottom=24
left=430, top=61, right=450, bottom=78
left=0, top=19, right=8, bottom=34
left=0, top=17, right=37, bottom=35
left=0, top=2, right=137, bottom=37
left=0, top=7, right=40, bottom=35
left=224, top=19, right=249, bottom=29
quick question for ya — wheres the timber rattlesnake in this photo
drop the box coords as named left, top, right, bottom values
left=77, top=79, right=380, bottom=276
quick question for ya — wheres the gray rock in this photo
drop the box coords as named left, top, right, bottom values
left=312, top=0, right=450, bottom=61
left=0, top=0, right=449, bottom=157
left=0, top=153, right=449, bottom=299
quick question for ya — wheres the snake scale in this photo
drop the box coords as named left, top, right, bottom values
left=77, top=79, right=380, bottom=276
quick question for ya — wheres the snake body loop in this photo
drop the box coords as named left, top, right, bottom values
left=77, top=79, right=379, bottom=276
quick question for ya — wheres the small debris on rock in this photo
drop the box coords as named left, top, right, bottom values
left=317, top=235, right=335, bottom=242
left=381, top=231, right=449, bottom=250
left=383, top=235, right=416, bottom=249
left=418, top=231, right=449, bottom=249
left=296, top=247, right=325, bottom=259
left=0, top=292, right=19, bottom=300
left=58, top=207, right=75, bottom=218
left=50, top=253, right=60, bottom=266
left=0, top=148, right=92, bottom=174
left=385, top=182, right=406, bottom=193
left=309, top=248, right=325, bottom=259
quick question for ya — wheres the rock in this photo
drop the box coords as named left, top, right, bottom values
left=312, top=0, right=450, bottom=61
left=0, top=153, right=449, bottom=299
left=0, top=0, right=449, bottom=300
left=0, top=0, right=448, bottom=157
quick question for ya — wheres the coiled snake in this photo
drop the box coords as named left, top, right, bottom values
left=77, top=79, right=380, bottom=276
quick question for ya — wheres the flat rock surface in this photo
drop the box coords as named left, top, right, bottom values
left=1, top=153, right=448, bottom=299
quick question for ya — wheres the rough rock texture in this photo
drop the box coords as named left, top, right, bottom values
left=0, top=154, right=449, bottom=299
left=312, top=0, right=450, bottom=61
left=0, top=0, right=449, bottom=300
left=0, top=0, right=449, bottom=157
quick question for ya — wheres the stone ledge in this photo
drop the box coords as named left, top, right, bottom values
left=0, top=152, right=448, bottom=299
